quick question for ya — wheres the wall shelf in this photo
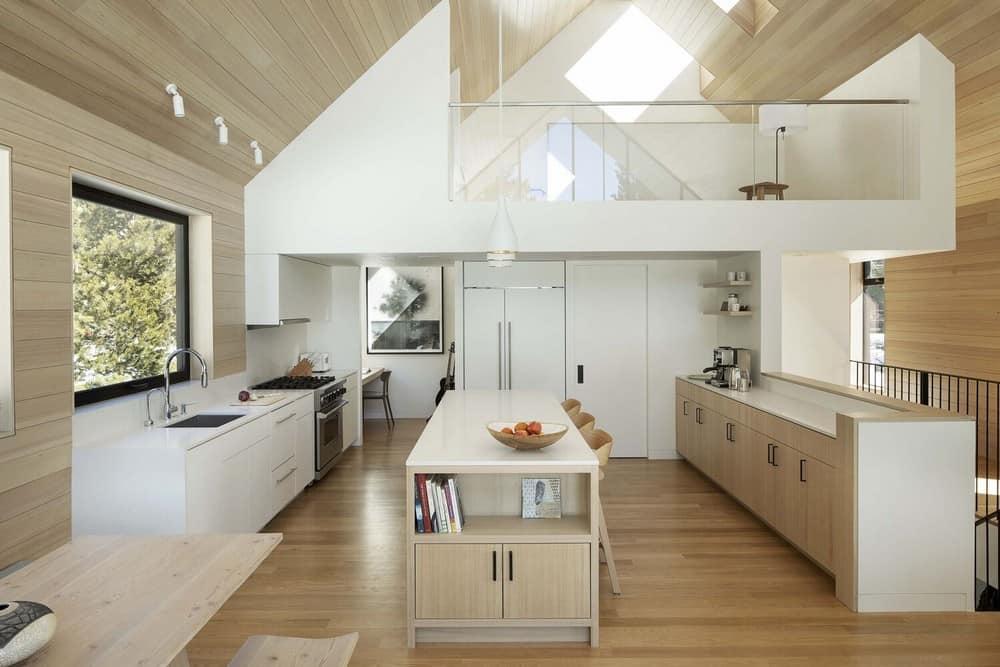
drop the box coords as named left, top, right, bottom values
left=704, top=310, right=753, bottom=317
left=702, top=280, right=753, bottom=288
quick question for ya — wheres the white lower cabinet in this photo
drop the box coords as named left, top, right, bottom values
left=342, top=373, right=359, bottom=448
left=295, top=407, right=315, bottom=493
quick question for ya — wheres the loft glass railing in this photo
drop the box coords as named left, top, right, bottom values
left=448, top=100, right=910, bottom=202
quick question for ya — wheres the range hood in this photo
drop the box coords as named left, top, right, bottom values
left=246, top=317, right=310, bottom=331
left=245, top=255, right=330, bottom=328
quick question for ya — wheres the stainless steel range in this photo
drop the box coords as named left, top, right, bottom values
left=251, top=375, right=348, bottom=481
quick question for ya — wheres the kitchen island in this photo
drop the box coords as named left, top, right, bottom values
left=405, top=390, right=600, bottom=647
left=676, top=372, right=976, bottom=613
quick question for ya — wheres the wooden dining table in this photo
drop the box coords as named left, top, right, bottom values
left=0, top=533, right=281, bottom=666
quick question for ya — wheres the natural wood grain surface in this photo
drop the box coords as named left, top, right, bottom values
left=186, top=418, right=1000, bottom=665
left=0, top=534, right=280, bottom=667
left=228, top=632, right=358, bottom=667
left=0, top=66, right=247, bottom=567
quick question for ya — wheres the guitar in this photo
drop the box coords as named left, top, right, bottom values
left=435, top=342, right=456, bottom=406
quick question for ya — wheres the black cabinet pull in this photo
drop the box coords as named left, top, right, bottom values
left=767, top=443, right=773, bottom=465
left=508, top=550, right=513, bottom=581
left=492, top=550, right=497, bottom=581
left=772, top=444, right=779, bottom=467
left=577, top=365, right=584, bottom=384
left=800, top=459, right=807, bottom=483
left=696, top=407, right=702, bottom=425
left=683, top=401, right=689, bottom=416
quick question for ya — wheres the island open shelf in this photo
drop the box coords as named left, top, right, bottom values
left=405, top=390, right=601, bottom=647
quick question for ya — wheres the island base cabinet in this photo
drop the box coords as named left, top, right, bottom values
left=414, top=543, right=591, bottom=621
left=503, top=543, right=591, bottom=619
left=415, top=543, right=502, bottom=619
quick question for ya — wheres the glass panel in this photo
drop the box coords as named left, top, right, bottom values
left=863, top=283, right=885, bottom=364
left=72, top=198, right=181, bottom=391
left=865, top=259, right=885, bottom=280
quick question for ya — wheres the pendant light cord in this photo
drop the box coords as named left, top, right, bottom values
left=497, top=0, right=503, bottom=199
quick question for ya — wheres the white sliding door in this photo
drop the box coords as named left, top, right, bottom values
left=463, top=288, right=505, bottom=390
left=506, top=288, right=565, bottom=399
left=569, top=264, right=648, bottom=458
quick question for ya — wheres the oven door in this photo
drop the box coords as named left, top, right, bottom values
left=315, top=400, right=346, bottom=478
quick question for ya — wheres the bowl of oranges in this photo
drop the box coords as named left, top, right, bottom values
left=486, top=420, right=569, bottom=450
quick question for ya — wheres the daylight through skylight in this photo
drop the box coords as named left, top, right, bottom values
left=712, top=0, right=740, bottom=12
left=565, top=6, right=694, bottom=123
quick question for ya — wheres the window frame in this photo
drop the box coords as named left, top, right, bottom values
left=861, top=260, right=885, bottom=364
left=72, top=183, right=191, bottom=407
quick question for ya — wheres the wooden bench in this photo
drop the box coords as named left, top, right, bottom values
left=228, top=632, right=358, bottom=667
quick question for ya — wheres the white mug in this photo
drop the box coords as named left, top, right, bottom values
left=736, top=271, right=748, bottom=281
left=726, top=271, right=736, bottom=281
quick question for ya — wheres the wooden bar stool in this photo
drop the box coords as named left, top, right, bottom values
left=561, top=398, right=581, bottom=417
left=362, top=369, right=395, bottom=428
left=571, top=411, right=596, bottom=432
left=229, top=632, right=358, bottom=667
left=582, top=428, right=621, bottom=595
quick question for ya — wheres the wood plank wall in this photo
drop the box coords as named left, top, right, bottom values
left=884, top=199, right=1000, bottom=382
left=0, top=68, right=245, bottom=568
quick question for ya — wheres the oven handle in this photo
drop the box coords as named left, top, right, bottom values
left=316, top=400, right=348, bottom=421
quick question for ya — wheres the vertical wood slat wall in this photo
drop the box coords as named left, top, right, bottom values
left=884, top=199, right=1000, bottom=382
left=0, top=68, right=246, bottom=568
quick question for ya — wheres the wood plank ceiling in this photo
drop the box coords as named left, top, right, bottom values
left=0, top=0, right=438, bottom=186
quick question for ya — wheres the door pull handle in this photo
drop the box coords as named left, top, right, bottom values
left=767, top=443, right=773, bottom=465
left=800, top=459, right=807, bottom=483
left=577, top=364, right=584, bottom=384
left=508, top=550, right=513, bottom=581
left=492, top=550, right=497, bottom=581
left=683, top=401, right=689, bottom=416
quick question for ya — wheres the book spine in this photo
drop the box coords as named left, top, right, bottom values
left=447, top=476, right=462, bottom=532
left=429, top=478, right=440, bottom=533
left=417, top=474, right=432, bottom=533
left=443, top=480, right=457, bottom=532
left=436, top=478, right=450, bottom=533
left=414, top=482, right=424, bottom=533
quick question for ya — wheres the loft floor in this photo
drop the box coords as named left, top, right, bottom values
left=187, top=419, right=1000, bottom=665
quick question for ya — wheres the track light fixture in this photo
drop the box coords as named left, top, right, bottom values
left=250, top=140, right=263, bottom=166
left=214, top=116, right=228, bottom=145
left=164, top=83, right=185, bottom=118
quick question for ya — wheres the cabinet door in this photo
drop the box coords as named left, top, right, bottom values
left=295, top=410, right=314, bottom=493
left=505, top=288, right=566, bottom=399
left=676, top=396, right=690, bottom=458
left=502, top=543, right=590, bottom=619
left=741, top=431, right=769, bottom=516
left=701, top=408, right=723, bottom=481
left=803, top=456, right=835, bottom=570
left=769, top=442, right=805, bottom=544
left=723, top=421, right=748, bottom=498
left=689, top=404, right=706, bottom=470
left=463, top=288, right=506, bottom=390
left=248, top=436, right=272, bottom=531
left=342, top=375, right=359, bottom=448
left=415, top=544, right=502, bottom=619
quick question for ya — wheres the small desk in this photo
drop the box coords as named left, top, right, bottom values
left=361, top=367, right=383, bottom=387
left=0, top=534, right=281, bottom=666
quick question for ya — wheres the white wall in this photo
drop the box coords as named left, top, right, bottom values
left=781, top=253, right=851, bottom=385
left=362, top=264, right=456, bottom=420
left=246, top=324, right=308, bottom=383
left=307, top=266, right=363, bottom=371
left=716, top=253, right=763, bottom=380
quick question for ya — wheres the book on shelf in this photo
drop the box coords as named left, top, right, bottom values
left=415, top=474, right=465, bottom=533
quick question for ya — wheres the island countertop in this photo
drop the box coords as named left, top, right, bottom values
left=406, top=390, right=598, bottom=471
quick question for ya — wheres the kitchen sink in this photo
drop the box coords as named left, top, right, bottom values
left=165, top=413, right=245, bottom=428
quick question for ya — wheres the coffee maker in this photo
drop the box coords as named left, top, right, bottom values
left=703, top=346, right=752, bottom=390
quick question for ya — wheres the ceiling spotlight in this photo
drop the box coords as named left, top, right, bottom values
left=214, top=116, right=228, bottom=145
left=250, top=140, right=263, bottom=166
left=165, top=83, right=185, bottom=118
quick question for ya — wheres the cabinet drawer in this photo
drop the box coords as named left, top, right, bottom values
left=271, top=455, right=298, bottom=516
left=270, top=402, right=301, bottom=469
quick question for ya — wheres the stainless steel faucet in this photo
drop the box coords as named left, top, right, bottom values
left=163, top=347, right=209, bottom=421
left=144, top=387, right=164, bottom=427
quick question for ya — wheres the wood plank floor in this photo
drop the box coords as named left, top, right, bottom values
left=187, top=418, right=1000, bottom=665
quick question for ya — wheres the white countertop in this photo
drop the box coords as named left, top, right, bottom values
left=407, top=390, right=598, bottom=470
left=678, top=375, right=840, bottom=437
left=74, top=391, right=313, bottom=451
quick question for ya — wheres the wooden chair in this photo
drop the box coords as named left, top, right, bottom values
left=561, top=398, right=582, bottom=417
left=571, top=411, right=596, bottom=432
left=362, top=369, right=395, bottom=428
left=581, top=428, right=621, bottom=595
left=229, top=632, right=358, bottom=667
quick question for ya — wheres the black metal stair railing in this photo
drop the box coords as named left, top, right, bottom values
left=850, top=360, right=999, bottom=610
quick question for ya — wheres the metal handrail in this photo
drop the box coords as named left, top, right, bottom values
left=449, top=98, right=909, bottom=108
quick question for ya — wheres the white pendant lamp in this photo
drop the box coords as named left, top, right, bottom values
left=486, top=0, right=518, bottom=268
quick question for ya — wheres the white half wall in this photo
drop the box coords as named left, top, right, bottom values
left=781, top=253, right=851, bottom=385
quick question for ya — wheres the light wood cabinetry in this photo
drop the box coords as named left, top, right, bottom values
left=675, top=378, right=838, bottom=575
left=503, top=543, right=590, bottom=619
left=415, top=543, right=502, bottom=620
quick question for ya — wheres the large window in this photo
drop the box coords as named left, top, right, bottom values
left=72, top=184, right=189, bottom=406
left=862, top=259, right=885, bottom=364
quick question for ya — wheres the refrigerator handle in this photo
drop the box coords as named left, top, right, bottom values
left=497, top=321, right=503, bottom=390
left=507, top=321, right=512, bottom=390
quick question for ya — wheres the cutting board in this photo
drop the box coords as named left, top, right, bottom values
left=229, top=393, right=286, bottom=407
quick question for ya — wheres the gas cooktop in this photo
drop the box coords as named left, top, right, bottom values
left=251, top=375, right=337, bottom=391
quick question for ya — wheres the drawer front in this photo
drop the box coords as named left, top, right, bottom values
left=270, top=402, right=301, bottom=469
left=271, top=455, right=298, bottom=516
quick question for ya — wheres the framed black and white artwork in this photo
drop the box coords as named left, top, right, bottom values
left=366, top=266, right=444, bottom=354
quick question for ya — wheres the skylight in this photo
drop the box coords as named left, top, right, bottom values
left=565, top=6, right=694, bottom=123
left=712, top=0, right=740, bottom=12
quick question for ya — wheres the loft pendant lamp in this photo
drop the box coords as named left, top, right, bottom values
left=486, top=0, right=518, bottom=268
